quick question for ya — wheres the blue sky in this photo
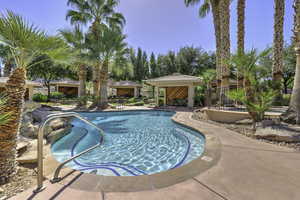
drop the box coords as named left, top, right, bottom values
left=0, top=0, right=294, bottom=55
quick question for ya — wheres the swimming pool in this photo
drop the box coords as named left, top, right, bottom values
left=51, top=110, right=205, bottom=176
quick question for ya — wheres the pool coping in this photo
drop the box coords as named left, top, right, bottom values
left=45, top=109, right=222, bottom=192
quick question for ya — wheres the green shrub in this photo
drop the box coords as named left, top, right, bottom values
left=128, top=97, right=138, bottom=103
left=33, top=93, right=48, bottom=102
left=50, top=92, right=65, bottom=100
left=282, top=94, right=291, bottom=106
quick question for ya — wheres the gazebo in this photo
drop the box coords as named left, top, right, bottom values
left=0, top=77, right=41, bottom=101
left=146, top=73, right=202, bottom=108
left=109, top=81, right=142, bottom=98
left=50, top=79, right=80, bottom=98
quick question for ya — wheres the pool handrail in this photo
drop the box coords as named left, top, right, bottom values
left=34, top=112, right=104, bottom=193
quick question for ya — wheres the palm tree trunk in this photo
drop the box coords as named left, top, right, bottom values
left=78, top=64, right=87, bottom=107
left=219, top=0, right=231, bottom=106
left=90, top=64, right=101, bottom=108
left=0, top=67, right=26, bottom=184
left=289, top=0, right=300, bottom=124
left=272, top=0, right=285, bottom=104
left=98, top=60, right=109, bottom=109
left=211, top=0, right=222, bottom=99
left=244, top=77, right=258, bottom=129
left=237, top=0, right=245, bottom=55
left=237, top=0, right=246, bottom=90
left=3, top=61, right=13, bottom=77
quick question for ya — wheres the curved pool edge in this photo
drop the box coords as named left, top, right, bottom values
left=46, top=109, right=222, bottom=192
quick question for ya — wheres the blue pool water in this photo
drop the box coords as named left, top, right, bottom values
left=51, top=111, right=205, bottom=176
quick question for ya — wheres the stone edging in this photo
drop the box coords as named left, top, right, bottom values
left=46, top=110, right=222, bottom=192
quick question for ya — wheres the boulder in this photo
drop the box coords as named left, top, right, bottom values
left=46, top=124, right=72, bottom=144
left=255, top=127, right=300, bottom=142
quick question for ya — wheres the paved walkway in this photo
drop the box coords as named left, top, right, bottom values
left=11, top=111, right=300, bottom=200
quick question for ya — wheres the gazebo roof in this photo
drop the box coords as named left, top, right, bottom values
left=0, top=77, right=41, bottom=87
left=146, top=73, right=202, bottom=86
left=109, top=81, right=142, bottom=88
left=50, top=79, right=80, bottom=86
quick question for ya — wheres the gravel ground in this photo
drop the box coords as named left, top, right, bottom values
left=0, top=165, right=36, bottom=200
left=193, top=111, right=300, bottom=151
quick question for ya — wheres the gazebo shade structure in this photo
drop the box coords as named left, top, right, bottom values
left=109, top=81, right=142, bottom=98
left=50, top=80, right=80, bottom=98
left=0, top=77, right=41, bottom=100
left=145, top=73, right=202, bottom=107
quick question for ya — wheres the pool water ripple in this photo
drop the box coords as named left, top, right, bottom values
left=51, top=111, right=205, bottom=176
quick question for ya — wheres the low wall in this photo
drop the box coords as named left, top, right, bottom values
left=203, top=108, right=251, bottom=123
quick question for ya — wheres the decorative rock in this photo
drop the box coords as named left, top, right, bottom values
left=46, top=125, right=72, bottom=144
left=255, top=127, right=300, bottom=142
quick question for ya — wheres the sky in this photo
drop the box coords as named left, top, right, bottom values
left=0, top=0, right=295, bottom=55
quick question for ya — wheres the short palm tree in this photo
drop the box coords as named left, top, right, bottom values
left=0, top=11, right=71, bottom=183
left=272, top=0, right=285, bottom=104
left=229, top=49, right=272, bottom=128
left=60, top=26, right=88, bottom=106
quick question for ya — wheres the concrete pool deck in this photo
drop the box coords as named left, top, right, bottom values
left=11, top=110, right=300, bottom=200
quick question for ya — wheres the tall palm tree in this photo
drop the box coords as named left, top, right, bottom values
left=184, top=0, right=222, bottom=86
left=66, top=0, right=126, bottom=105
left=0, top=11, right=71, bottom=183
left=237, top=0, right=246, bottom=89
left=237, top=0, right=245, bottom=55
left=272, top=0, right=285, bottom=104
left=290, top=0, right=300, bottom=124
left=219, top=0, right=231, bottom=105
left=59, top=26, right=88, bottom=106
left=86, top=24, right=127, bottom=108
left=66, top=0, right=125, bottom=31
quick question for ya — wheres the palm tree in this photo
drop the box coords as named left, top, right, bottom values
left=237, top=0, right=245, bottom=55
left=229, top=49, right=272, bottom=129
left=219, top=0, right=231, bottom=105
left=184, top=0, right=222, bottom=86
left=86, top=24, right=127, bottom=108
left=237, top=0, right=246, bottom=89
left=0, top=11, right=71, bottom=183
left=202, top=69, right=216, bottom=107
left=272, top=0, right=285, bottom=104
left=59, top=26, right=88, bottom=106
left=66, top=0, right=125, bottom=31
left=289, top=0, right=300, bottom=124
left=66, top=0, right=126, bottom=105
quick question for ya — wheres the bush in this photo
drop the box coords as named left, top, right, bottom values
left=282, top=94, right=291, bottom=106
left=50, top=92, right=65, bottom=100
left=132, top=101, right=145, bottom=106
left=128, top=97, right=139, bottom=104
left=33, top=93, right=48, bottom=102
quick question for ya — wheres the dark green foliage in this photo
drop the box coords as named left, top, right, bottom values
left=33, top=93, right=48, bottom=102
left=50, top=92, right=65, bottom=100
left=27, top=54, right=69, bottom=99
left=129, top=46, right=216, bottom=80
